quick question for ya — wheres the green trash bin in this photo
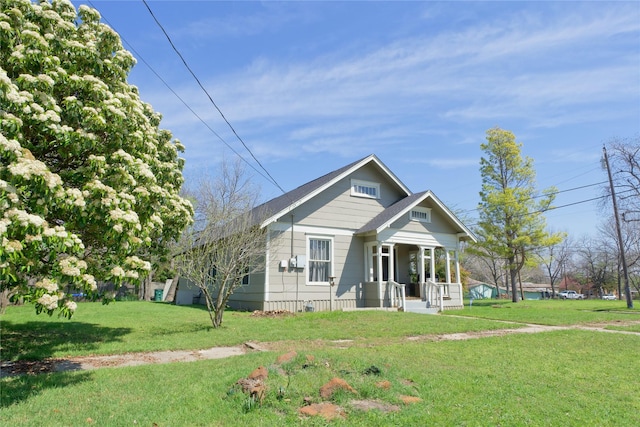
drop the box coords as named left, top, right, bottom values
left=154, top=289, right=163, bottom=302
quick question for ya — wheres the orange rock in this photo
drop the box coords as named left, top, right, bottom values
left=375, top=380, right=392, bottom=390
left=248, top=366, right=268, bottom=380
left=400, top=395, right=422, bottom=404
left=299, top=403, right=345, bottom=420
left=236, top=378, right=267, bottom=404
left=319, top=377, right=357, bottom=399
left=276, top=350, right=297, bottom=364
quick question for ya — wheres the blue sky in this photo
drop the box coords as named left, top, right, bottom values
left=83, top=1, right=639, bottom=237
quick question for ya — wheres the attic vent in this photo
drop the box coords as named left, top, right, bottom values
left=351, top=179, right=380, bottom=199
left=410, top=207, right=431, bottom=223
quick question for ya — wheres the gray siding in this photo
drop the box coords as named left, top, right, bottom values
left=291, top=163, right=406, bottom=230
left=390, top=200, right=460, bottom=235
left=266, top=229, right=365, bottom=305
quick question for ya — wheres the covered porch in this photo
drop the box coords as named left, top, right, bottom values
left=361, top=241, right=464, bottom=312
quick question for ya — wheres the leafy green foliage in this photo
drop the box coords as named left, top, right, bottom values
left=474, top=127, right=563, bottom=300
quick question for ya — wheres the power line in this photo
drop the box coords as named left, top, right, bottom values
left=87, top=0, right=276, bottom=186
left=457, top=179, right=611, bottom=216
left=140, top=0, right=287, bottom=195
left=532, top=180, right=608, bottom=199
left=466, top=187, right=637, bottom=228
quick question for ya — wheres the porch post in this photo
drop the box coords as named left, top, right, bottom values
left=388, top=244, right=395, bottom=282
left=430, top=247, right=436, bottom=306
left=454, top=249, right=461, bottom=284
left=388, top=243, right=395, bottom=307
left=445, top=250, right=452, bottom=283
left=418, top=246, right=425, bottom=301
left=377, top=242, right=383, bottom=307
left=430, top=247, right=436, bottom=282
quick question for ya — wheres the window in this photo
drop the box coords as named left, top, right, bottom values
left=308, top=237, right=332, bottom=284
left=241, top=269, right=250, bottom=285
left=351, top=179, right=380, bottom=199
left=410, top=207, right=431, bottom=223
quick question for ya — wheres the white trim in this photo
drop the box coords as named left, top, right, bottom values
left=378, top=228, right=459, bottom=249
left=270, top=222, right=355, bottom=237
left=265, top=228, right=271, bottom=301
left=306, top=235, right=334, bottom=286
left=368, top=190, right=476, bottom=242
left=350, top=179, right=380, bottom=199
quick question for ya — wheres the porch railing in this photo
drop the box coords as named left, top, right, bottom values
left=388, top=280, right=406, bottom=311
left=423, top=280, right=446, bottom=312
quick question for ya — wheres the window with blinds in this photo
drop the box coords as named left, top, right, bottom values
left=350, top=179, right=380, bottom=199
left=410, top=207, right=431, bottom=223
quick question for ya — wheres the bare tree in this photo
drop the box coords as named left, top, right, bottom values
left=535, top=234, right=571, bottom=298
left=602, top=137, right=640, bottom=303
left=599, top=217, right=640, bottom=298
left=174, top=161, right=269, bottom=328
left=606, top=137, right=640, bottom=219
left=575, top=236, right=616, bottom=297
left=464, top=247, right=508, bottom=297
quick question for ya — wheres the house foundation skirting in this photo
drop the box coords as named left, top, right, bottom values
left=441, top=305, right=464, bottom=311
left=226, top=298, right=361, bottom=313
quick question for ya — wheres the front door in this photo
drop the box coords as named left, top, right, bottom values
left=365, top=243, right=395, bottom=282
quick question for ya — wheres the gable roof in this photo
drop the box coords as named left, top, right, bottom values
left=355, top=190, right=477, bottom=242
left=257, top=154, right=411, bottom=228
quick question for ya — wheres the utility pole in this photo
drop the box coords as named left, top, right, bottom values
left=603, top=146, right=633, bottom=308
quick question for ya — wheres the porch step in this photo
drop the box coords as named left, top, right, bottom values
left=403, top=299, right=440, bottom=315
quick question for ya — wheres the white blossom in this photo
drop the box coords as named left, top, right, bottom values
left=59, top=256, right=86, bottom=277
left=82, top=274, right=98, bottom=290
left=3, top=239, right=23, bottom=253
left=37, top=293, right=59, bottom=310
left=111, top=266, right=125, bottom=277
left=35, top=278, right=59, bottom=293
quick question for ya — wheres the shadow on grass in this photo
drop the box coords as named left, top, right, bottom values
left=0, top=321, right=132, bottom=361
left=1, top=370, right=93, bottom=408
left=465, top=299, right=512, bottom=308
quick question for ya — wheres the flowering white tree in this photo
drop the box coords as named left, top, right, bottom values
left=0, top=0, right=193, bottom=317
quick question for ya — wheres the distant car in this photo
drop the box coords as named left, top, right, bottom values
left=601, top=294, right=616, bottom=300
left=558, top=290, right=584, bottom=300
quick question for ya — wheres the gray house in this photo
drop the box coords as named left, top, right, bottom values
left=177, top=154, right=476, bottom=312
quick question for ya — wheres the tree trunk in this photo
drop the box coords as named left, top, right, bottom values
left=214, top=307, right=224, bottom=328
left=143, top=271, right=154, bottom=301
left=509, top=259, right=519, bottom=302
left=518, top=270, right=525, bottom=301
left=0, top=289, right=11, bottom=314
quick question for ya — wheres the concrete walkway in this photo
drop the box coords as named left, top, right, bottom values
left=2, top=322, right=638, bottom=377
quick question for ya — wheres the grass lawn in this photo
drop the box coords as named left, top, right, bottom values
left=2, top=301, right=521, bottom=361
left=449, top=298, right=640, bottom=326
left=2, top=300, right=639, bottom=426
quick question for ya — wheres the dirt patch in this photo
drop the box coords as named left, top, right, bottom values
left=250, top=309, right=294, bottom=317
left=350, top=399, right=400, bottom=413
left=299, top=402, right=345, bottom=420
left=0, top=359, right=57, bottom=376
left=1, top=345, right=250, bottom=378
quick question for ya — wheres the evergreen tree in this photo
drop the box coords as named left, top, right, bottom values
left=475, top=127, right=563, bottom=302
